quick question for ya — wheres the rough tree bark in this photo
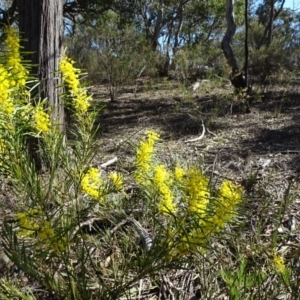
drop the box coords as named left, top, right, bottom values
left=221, top=0, right=246, bottom=89
left=19, top=0, right=64, bottom=130
left=18, top=0, right=64, bottom=170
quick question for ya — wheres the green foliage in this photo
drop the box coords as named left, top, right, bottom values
left=170, top=42, right=228, bottom=85
left=220, top=256, right=266, bottom=299
left=65, top=11, right=158, bottom=101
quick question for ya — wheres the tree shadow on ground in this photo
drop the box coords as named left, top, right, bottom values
left=93, top=81, right=300, bottom=175
left=95, top=96, right=206, bottom=137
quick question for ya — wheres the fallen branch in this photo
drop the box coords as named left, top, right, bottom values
left=206, top=127, right=217, bottom=137
left=127, top=216, right=153, bottom=251
left=185, top=120, right=205, bottom=143
left=100, top=156, right=118, bottom=169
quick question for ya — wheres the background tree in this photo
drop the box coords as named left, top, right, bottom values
left=256, top=0, right=285, bottom=48
left=221, top=0, right=247, bottom=89
left=2, top=0, right=300, bottom=97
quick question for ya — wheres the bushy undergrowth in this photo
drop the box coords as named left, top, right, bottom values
left=65, top=11, right=159, bottom=102
left=0, top=26, right=299, bottom=300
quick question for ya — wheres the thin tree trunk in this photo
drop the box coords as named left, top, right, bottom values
left=266, top=0, right=275, bottom=46
left=221, top=0, right=246, bottom=88
left=151, top=0, right=164, bottom=50
left=173, top=2, right=184, bottom=53
left=258, top=0, right=285, bottom=49
left=244, top=0, right=249, bottom=88
left=18, top=0, right=64, bottom=170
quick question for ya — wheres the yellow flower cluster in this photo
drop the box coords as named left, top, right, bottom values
left=0, top=62, right=14, bottom=118
left=172, top=179, right=242, bottom=256
left=0, top=27, right=30, bottom=120
left=17, top=208, right=40, bottom=237
left=37, top=221, right=67, bottom=252
left=81, top=167, right=104, bottom=201
left=33, top=106, right=51, bottom=133
left=4, top=27, right=28, bottom=87
left=171, top=229, right=207, bottom=257
left=273, top=254, right=285, bottom=274
left=0, top=67, right=10, bottom=103
left=59, top=56, right=91, bottom=114
left=135, top=130, right=160, bottom=183
left=183, top=166, right=210, bottom=218
left=109, top=171, right=124, bottom=190
left=209, top=180, right=243, bottom=230
left=134, top=131, right=243, bottom=257
left=17, top=208, right=67, bottom=252
left=154, top=165, right=176, bottom=215
left=174, top=165, right=184, bottom=181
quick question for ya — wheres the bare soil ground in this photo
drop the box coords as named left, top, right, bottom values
left=94, top=78, right=300, bottom=194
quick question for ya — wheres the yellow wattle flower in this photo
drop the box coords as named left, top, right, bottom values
left=36, top=221, right=68, bottom=252
left=0, top=66, right=15, bottom=118
left=4, top=27, right=28, bottom=88
left=0, top=67, right=10, bottom=102
left=81, top=167, right=104, bottom=201
left=154, top=164, right=176, bottom=215
left=60, top=55, right=91, bottom=114
left=135, top=130, right=160, bottom=183
left=109, top=171, right=123, bottom=190
left=17, top=208, right=41, bottom=238
left=183, top=166, right=210, bottom=218
left=209, top=180, right=242, bottom=229
left=33, top=106, right=51, bottom=133
left=273, top=254, right=285, bottom=274
left=174, top=165, right=185, bottom=181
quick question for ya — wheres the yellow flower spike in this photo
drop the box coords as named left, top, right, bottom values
left=60, top=55, right=91, bottom=114
left=37, top=221, right=55, bottom=244
left=33, top=106, right=51, bottom=133
left=210, top=180, right=243, bottom=229
left=183, top=166, right=210, bottom=218
left=109, top=171, right=124, bottom=190
left=4, top=27, right=28, bottom=88
left=135, top=130, right=160, bottom=183
left=81, top=167, right=104, bottom=201
left=0, top=66, right=15, bottom=118
left=205, top=180, right=243, bottom=235
left=0, top=67, right=10, bottom=101
left=154, top=164, right=176, bottom=215
left=273, top=254, right=285, bottom=274
left=36, top=221, right=68, bottom=252
left=17, top=208, right=42, bottom=238
left=74, top=90, right=92, bottom=113
left=174, top=165, right=185, bottom=181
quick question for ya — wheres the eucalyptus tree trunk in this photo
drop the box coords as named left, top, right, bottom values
left=173, top=1, right=184, bottom=53
left=169, top=2, right=185, bottom=73
left=221, top=0, right=246, bottom=88
left=18, top=0, right=64, bottom=169
left=19, top=0, right=64, bottom=130
left=151, top=0, right=164, bottom=51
